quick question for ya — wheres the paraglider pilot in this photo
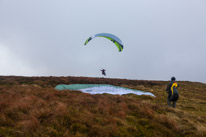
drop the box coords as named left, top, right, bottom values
left=100, top=69, right=106, bottom=76
left=166, top=77, right=179, bottom=108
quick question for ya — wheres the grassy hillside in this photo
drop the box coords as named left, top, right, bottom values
left=0, top=76, right=206, bottom=137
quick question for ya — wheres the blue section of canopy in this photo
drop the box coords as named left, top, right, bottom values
left=95, top=33, right=123, bottom=46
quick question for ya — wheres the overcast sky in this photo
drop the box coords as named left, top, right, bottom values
left=0, top=0, right=206, bottom=83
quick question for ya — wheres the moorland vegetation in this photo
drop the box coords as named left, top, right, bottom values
left=0, top=76, right=206, bottom=137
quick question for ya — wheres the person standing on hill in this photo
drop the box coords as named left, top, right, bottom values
left=166, top=77, right=179, bottom=108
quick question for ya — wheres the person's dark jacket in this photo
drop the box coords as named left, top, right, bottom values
left=166, top=81, right=179, bottom=101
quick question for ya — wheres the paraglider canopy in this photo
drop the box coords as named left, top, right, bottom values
left=84, top=33, right=124, bottom=52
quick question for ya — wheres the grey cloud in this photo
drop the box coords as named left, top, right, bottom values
left=0, top=0, right=206, bottom=83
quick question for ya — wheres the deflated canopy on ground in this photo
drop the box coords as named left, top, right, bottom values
left=55, top=84, right=155, bottom=97
left=84, top=33, right=124, bottom=52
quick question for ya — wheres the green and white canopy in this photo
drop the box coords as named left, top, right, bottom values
left=55, top=84, right=155, bottom=96
left=84, top=33, right=124, bottom=52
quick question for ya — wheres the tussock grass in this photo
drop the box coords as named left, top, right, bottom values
left=0, top=76, right=206, bottom=137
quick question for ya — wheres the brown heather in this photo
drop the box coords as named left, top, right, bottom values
left=0, top=76, right=206, bottom=137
